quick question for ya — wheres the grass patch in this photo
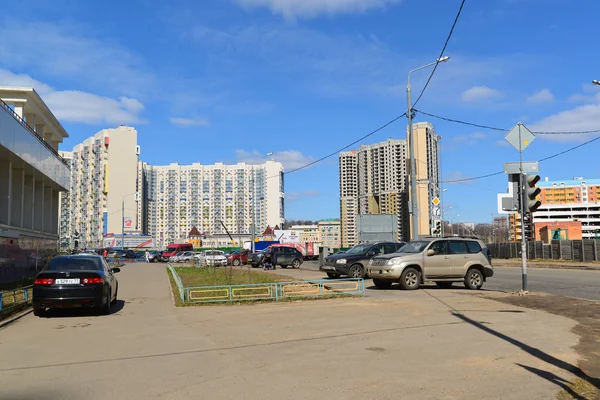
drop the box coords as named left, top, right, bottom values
left=174, top=266, right=292, bottom=287
left=556, top=378, right=599, bottom=400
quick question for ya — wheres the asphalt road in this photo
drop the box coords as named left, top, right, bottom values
left=301, top=261, right=600, bottom=301
left=0, top=263, right=583, bottom=400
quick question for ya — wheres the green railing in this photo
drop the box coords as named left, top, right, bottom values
left=0, top=286, right=33, bottom=313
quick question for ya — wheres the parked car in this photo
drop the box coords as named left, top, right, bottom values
left=162, top=243, right=194, bottom=260
left=264, top=246, right=304, bottom=269
left=249, top=251, right=266, bottom=268
left=32, top=254, right=120, bottom=317
left=195, top=250, right=228, bottom=266
left=320, top=241, right=405, bottom=279
left=108, top=249, right=136, bottom=259
left=227, top=250, right=250, bottom=266
left=177, top=251, right=196, bottom=263
left=147, top=251, right=162, bottom=263
left=366, top=237, right=493, bottom=290
left=169, top=251, right=184, bottom=263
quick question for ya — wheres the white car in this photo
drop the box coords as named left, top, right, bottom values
left=195, top=250, right=228, bottom=266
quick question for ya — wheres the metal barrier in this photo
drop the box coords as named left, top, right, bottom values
left=167, top=264, right=185, bottom=302
left=0, top=286, right=33, bottom=313
left=182, top=278, right=365, bottom=304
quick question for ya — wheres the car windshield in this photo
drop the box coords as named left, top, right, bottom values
left=398, top=241, right=430, bottom=254
left=345, top=244, right=372, bottom=255
left=46, top=257, right=101, bottom=271
left=205, top=251, right=224, bottom=256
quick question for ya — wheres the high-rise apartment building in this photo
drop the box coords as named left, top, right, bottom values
left=59, top=126, right=142, bottom=248
left=538, top=177, right=600, bottom=204
left=339, top=122, right=440, bottom=247
left=144, top=161, right=284, bottom=248
left=318, top=220, right=341, bottom=248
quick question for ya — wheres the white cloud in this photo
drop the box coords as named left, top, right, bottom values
left=451, top=131, right=487, bottom=145
left=235, top=0, right=400, bottom=19
left=169, top=117, right=210, bottom=127
left=0, top=69, right=145, bottom=124
left=235, top=149, right=316, bottom=171
left=461, top=86, right=503, bottom=102
left=526, top=89, right=554, bottom=104
left=495, top=140, right=511, bottom=147
left=0, top=20, right=153, bottom=96
left=286, top=190, right=321, bottom=201
left=529, top=104, right=600, bottom=141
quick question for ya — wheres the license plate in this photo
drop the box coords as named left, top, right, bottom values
left=55, top=278, right=80, bottom=285
left=323, top=266, right=334, bottom=271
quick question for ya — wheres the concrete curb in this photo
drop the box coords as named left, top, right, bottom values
left=0, top=307, right=32, bottom=330
left=494, top=263, right=600, bottom=271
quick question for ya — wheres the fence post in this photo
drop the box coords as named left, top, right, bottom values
left=0, top=295, right=3, bottom=311
left=582, top=241, right=586, bottom=262
left=558, top=241, right=563, bottom=259
left=24, top=288, right=28, bottom=303
left=571, top=241, right=575, bottom=261
left=550, top=243, right=553, bottom=259
left=595, top=240, right=598, bottom=262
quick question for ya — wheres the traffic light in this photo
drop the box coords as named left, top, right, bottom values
left=432, top=220, right=442, bottom=237
left=523, top=174, right=542, bottom=213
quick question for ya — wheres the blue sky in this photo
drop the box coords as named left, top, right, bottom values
left=1, top=0, right=599, bottom=224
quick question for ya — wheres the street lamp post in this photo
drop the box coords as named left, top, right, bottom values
left=441, top=189, right=448, bottom=236
left=121, top=192, right=138, bottom=250
left=407, top=56, right=450, bottom=241
left=250, top=152, right=273, bottom=252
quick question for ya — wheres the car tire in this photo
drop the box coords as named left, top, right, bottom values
left=33, top=306, right=46, bottom=317
left=102, top=291, right=112, bottom=315
left=233, top=259, right=241, bottom=266
left=464, top=269, right=484, bottom=290
left=326, top=273, right=341, bottom=278
left=292, top=259, right=301, bottom=269
left=111, top=285, right=118, bottom=305
left=347, top=264, right=365, bottom=279
left=373, top=279, right=393, bottom=289
left=436, top=282, right=453, bottom=289
left=399, top=267, right=421, bottom=290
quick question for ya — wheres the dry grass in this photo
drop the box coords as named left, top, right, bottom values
left=557, top=378, right=600, bottom=400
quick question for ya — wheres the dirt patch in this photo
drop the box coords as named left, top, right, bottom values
left=483, top=292, right=600, bottom=399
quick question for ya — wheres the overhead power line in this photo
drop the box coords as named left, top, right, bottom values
left=284, top=113, right=406, bottom=175
left=412, top=0, right=467, bottom=108
left=416, top=109, right=600, bottom=135
left=442, top=134, right=600, bottom=183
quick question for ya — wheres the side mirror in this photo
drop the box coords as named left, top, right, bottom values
left=366, top=251, right=375, bottom=257
left=426, top=249, right=435, bottom=257
left=111, top=267, right=121, bottom=273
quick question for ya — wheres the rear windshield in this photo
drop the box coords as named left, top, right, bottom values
left=46, top=257, right=101, bottom=271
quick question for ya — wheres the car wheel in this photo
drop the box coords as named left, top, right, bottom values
left=347, top=264, right=365, bottom=279
left=464, top=269, right=484, bottom=290
left=33, top=306, right=47, bottom=317
left=399, top=267, right=421, bottom=290
left=436, top=282, right=453, bottom=289
left=326, top=273, right=341, bottom=278
left=291, top=259, right=301, bottom=269
left=111, top=284, right=118, bottom=305
left=102, top=291, right=112, bottom=315
left=373, top=279, right=393, bottom=289
left=233, top=259, right=241, bottom=266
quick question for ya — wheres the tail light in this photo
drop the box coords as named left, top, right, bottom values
left=82, top=277, right=104, bottom=284
left=34, top=278, right=54, bottom=285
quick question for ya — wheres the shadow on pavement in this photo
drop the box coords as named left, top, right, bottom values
left=43, top=300, right=125, bottom=318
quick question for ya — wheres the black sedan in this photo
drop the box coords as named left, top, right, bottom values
left=33, top=255, right=120, bottom=317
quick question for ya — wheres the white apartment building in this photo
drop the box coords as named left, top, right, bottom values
left=318, top=220, right=341, bottom=249
left=144, top=161, right=284, bottom=248
left=339, top=123, right=440, bottom=247
left=59, top=126, right=142, bottom=248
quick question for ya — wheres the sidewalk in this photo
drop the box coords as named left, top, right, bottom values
left=493, top=259, right=600, bottom=271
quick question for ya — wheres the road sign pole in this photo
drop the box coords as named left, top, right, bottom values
left=518, top=124, right=528, bottom=292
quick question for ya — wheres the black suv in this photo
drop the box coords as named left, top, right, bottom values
left=320, top=241, right=405, bottom=278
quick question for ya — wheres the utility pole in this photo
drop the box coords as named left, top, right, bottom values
left=407, top=83, right=419, bottom=241
left=121, top=198, right=125, bottom=250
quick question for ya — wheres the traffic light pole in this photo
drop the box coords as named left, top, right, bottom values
left=518, top=126, right=528, bottom=292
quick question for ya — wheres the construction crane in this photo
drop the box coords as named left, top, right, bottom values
left=219, top=220, right=238, bottom=247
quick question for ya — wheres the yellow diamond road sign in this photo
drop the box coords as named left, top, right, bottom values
left=432, top=197, right=440, bottom=206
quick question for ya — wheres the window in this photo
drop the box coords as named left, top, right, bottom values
left=466, top=241, right=482, bottom=254
left=429, top=240, right=448, bottom=255
left=369, top=244, right=384, bottom=255
left=384, top=244, right=397, bottom=254
left=448, top=241, right=468, bottom=255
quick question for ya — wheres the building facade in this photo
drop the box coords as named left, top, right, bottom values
left=339, top=122, right=440, bottom=247
left=318, top=220, right=341, bottom=249
left=538, top=177, right=600, bottom=205
left=59, top=126, right=142, bottom=249
left=289, top=225, right=320, bottom=243
left=0, top=87, right=70, bottom=286
left=144, top=161, right=284, bottom=248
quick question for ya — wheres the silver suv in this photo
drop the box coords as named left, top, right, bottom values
left=366, top=237, right=493, bottom=290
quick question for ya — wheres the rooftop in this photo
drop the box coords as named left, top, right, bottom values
left=538, top=178, right=600, bottom=188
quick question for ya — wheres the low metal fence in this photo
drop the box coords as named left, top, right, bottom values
left=182, top=278, right=365, bottom=304
left=0, top=286, right=33, bottom=313
left=489, top=240, right=600, bottom=262
left=167, top=264, right=185, bottom=302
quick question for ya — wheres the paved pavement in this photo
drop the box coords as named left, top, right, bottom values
left=299, top=261, right=600, bottom=301
left=0, top=263, right=585, bottom=399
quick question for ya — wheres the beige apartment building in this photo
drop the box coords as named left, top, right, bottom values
left=289, top=225, right=320, bottom=243
left=318, top=220, right=341, bottom=248
left=59, top=126, right=142, bottom=248
left=339, top=122, right=440, bottom=247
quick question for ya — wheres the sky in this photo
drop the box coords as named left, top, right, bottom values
left=1, top=0, right=600, bottom=224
